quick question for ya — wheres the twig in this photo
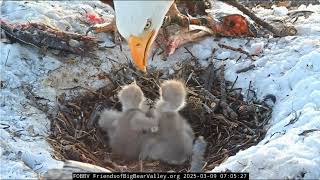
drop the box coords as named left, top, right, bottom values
left=236, top=64, right=256, bottom=74
left=228, top=76, right=238, bottom=94
left=200, top=88, right=238, bottom=120
left=139, top=160, right=144, bottom=172
left=218, top=43, right=252, bottom=59
left=4, top=49, right=10, bottom=66
left=202, top=103, right=213, bottom=114
left=219, top=62, right=231, bottom=119
left=203, top=63, right=216, bottom=91
left=219, top=62, right=226, bottom=103
left=298, top=129, right=320, bottom=136
left=184, top=47, right=196, bottom=59
left=21, top=84, right=49, bottom=113
left=246, top=81, right=252, bottom=101
left=0, top=123, right=10, bottom=129
left=58, top=111, right=75, bottom=130
left=284, top=111, right=302, bottom=127
left=186, top=71, right=194, bottom=85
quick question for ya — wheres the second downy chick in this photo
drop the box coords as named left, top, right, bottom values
left=141, top=80, right=194, bottom=165
left=99, top=82, right=158, bottom=160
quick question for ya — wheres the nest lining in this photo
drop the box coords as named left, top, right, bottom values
left=47, top=60, right=272, bottom=172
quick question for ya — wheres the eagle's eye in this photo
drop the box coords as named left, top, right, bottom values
left=144, top=19, right=152, bottom=30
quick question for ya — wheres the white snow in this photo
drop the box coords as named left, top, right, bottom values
left=248, top=42, right=265, bottom=55
left=272, top=5, right=289, bottom=16
left=1, top=1, right=319, bottom=179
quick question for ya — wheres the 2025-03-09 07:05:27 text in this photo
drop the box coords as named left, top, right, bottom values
left=72, top=172, right=249, bottom=179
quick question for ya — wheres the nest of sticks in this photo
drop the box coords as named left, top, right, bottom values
left=47, top=60, right=272, bottom=172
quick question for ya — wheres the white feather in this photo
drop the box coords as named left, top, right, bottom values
left=114, top=0, right=174, bottom=39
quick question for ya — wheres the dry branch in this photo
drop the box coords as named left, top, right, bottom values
left=218, top=43, right=253, bottom=59
left=1, top=19, right=98, bottom=55
left=236, top=64, right=256, bottom=73
left=201, top=88, right=238, bottom=120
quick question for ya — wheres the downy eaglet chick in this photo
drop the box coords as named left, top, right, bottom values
left=98, top=82, right=158, bottom=160
left=141, top=80, right=194, bottom=165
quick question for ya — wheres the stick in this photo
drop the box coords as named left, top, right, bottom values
left=219, top=62, right=227, bottom=103
left=236, top=64, right=256, bottom=73
left=4, top=49, right=10, bottom=66
left=1, top=19, right=98, bottom=55
left=218, top=43, right=252, bottom=59
left=201, top=88, right=238, bottom=120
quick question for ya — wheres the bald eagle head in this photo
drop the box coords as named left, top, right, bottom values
left=114, top=1, right=174, bottom=71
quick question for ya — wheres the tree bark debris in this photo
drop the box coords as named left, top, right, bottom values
left=1, top=19, right=98, bottom=55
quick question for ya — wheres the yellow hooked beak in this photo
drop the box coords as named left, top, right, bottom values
left=128, top=30, right=156, bottom=72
